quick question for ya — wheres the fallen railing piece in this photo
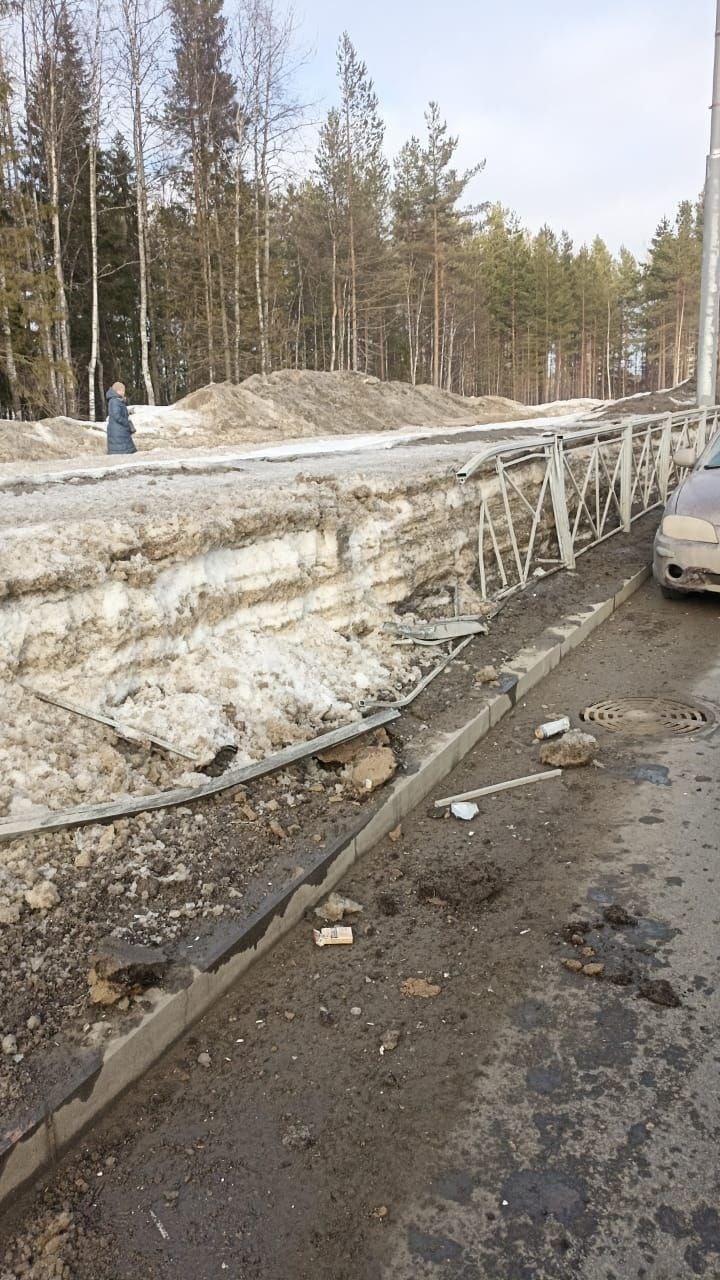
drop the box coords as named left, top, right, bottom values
left=0, top=709, right=399, bottom=843
left=21, top=684, right=201, bottom=763
left=387, top=618, right=489, bottom=642
left=434, top=768, right=562, bottom=808
left=361, top=636, right=474, bottom=711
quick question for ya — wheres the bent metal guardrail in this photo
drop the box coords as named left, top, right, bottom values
left=457, top=406, right=719, bottom=601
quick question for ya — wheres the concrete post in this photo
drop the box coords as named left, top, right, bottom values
left=697, top=0, right=720, bottom=407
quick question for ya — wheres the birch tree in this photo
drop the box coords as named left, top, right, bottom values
left=235, top=0, right=302, bottom=377
left=118, top=0, right=162, bottom=404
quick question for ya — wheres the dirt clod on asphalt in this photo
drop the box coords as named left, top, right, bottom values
left=638, top=979, right=682, bottom=1008
left=417, top=860, right=505, bottom=911
left=603, top=904, right=639, bottom=928
left=540, top=729, right=598, bottom=767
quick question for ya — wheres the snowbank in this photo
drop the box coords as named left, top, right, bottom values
left=3, top=370, right=589, bottom=463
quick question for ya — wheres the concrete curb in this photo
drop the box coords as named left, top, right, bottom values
left=0, top=564, right=651, bottom=1213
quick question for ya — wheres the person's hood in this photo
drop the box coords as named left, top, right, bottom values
left=105, top=387, right=123, bottom=402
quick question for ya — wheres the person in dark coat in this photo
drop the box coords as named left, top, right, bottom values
left=106, top=382, right=137, bottom=455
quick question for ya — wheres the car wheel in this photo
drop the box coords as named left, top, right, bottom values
left=660, top=585, right=685, bottom=601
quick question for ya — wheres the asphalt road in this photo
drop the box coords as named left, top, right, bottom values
left=2, top=579, right=720, bottom=1279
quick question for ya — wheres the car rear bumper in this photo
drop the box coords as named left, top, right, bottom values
left=653, top=532, right=720, bottom=593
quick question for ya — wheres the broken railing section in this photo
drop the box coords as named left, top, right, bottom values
left=458, top=405, right=719, bottom=600
left=0, top=709, right=399, bottom=843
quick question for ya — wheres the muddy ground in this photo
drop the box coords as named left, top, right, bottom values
left=2, top=573, right=718, bottom=1279
left=0, top=521, right=655, bottom=1133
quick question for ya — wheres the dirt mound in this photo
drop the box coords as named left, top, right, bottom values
left=3, top=370, right=556, bottom=464
left=177, top=370, right=534, bottom=440
left=594, top=378, right=696, bottom=421
left=0, top=417, right=106, bottom=462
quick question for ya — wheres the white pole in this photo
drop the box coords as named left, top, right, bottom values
left=697, top=0, right=720, bottom=407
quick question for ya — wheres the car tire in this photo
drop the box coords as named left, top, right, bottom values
left=660, top=585, right=685, bottom=601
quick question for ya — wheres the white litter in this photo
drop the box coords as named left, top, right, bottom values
left=450, top=802, right=479, bottom=821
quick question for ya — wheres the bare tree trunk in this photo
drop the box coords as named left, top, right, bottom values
left=253, top=142, right=266, bottom=375
left=233, top=121, right=243, bottom=382
left=330, top=229, right=337, bottom=372
left=606, top=298, right=612, bottom=400
left=47, top=56, right=73, bottom=414
left=432, top=209, right=440, bottom=388
left=343, top=97, right=358, bottom=372
left=122, top=0, right=156, bottom=404
left=0, top=265, right=20, bottom=415
left=87, top=0, right=102, bottom=421
left=134, top=93, right=155, bottom=403
left=213, top=204, right=232, bottom=381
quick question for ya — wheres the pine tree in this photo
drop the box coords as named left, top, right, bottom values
left=166, top=0, right=237, bottom=381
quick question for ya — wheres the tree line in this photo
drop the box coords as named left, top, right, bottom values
left=0, top=0, right=705, bottom=419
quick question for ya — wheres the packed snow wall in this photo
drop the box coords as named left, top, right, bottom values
left=0, top=458, right=554, bottom=817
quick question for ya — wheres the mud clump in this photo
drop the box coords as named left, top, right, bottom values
left=603, top=904, right=638, bottom=928
left=417, top=860, right=504, bottom=911
left=540, top=730, right=597, bottom=768
left=638, top=979, right=682, bottom=1009
left=350, top=746, right=397, bottom=795
left=88, top=938, right=168, bottom=1006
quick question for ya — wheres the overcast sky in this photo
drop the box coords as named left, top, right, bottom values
left=293, top=0, right=714, bottom=259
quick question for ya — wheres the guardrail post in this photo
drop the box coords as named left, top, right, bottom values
left=549, top=437, right=575, bottom=569
left=658, top=413, right=672, bottom=500
left=620, top=421, right=633, bottom=531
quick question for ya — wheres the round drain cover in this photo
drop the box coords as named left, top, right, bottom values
left=581, top=697, right=708, bottom=736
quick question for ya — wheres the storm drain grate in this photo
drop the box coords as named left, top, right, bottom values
left=580, top=697, right=708, bottom=736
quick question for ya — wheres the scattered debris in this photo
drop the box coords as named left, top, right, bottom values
left=361, top=636, right=474, bottom=711
left=438, top=769, right=562, bottom=808
left=539, top=730, right=598, bottom=768
left=314, top=893, right=364, bottom=923
left=451, top=802, right=479, bottom=820
left=380, top=1028, right=400, bottom=1054
left=638, top=979, right=682, bottom=1008
left=371, top=1205, right=389, bottom=1219
left=282, top=1124, right=314, bottom=1150
left=22, top=683, right=201, bottom=763
left=350, top=1006, right=362, bottom=1017
left=534, top=716, right=571, bottom=740
left=24, top=879, right=60, bottom=912
left=389, top=617, right=488, bottom=642
left=376, top=892, right=399, bottom=916
left=87, top=937, right=168, bottom=1006
left=388, top=824, right=402, bottom=842
left=351, top=746, right=397, bottom=795
left=562, top=959, right=584, bottom=973
left=2, top=1034, right=18, bottom=1055
left=582, top=962, right=605, bottom=977
left=197, top=1052, right=211, bottom=1068
left=603, top=904, right=638, bottom=928
left=474, top=665, right=499, bottom=685
left=149, top=1209, right=170, bottom=1241
left=401, top=978, right=441, bottom=998
left=317, top=728, right=389, bottom=767
left=313, top=926, right=354, bottom=947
